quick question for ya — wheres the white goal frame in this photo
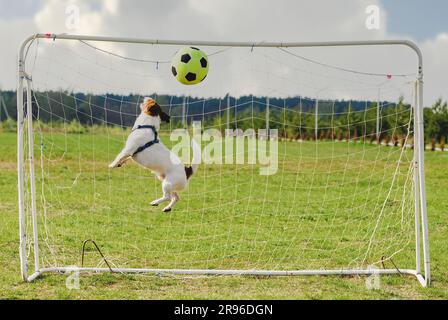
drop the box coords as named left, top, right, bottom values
left=17, top=33, right=430, bottom=286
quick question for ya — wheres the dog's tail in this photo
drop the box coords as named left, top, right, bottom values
left=185, top=139, right=200, bottom=180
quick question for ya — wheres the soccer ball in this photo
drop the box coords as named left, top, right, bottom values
left=171, top=47, right=209, bottom=85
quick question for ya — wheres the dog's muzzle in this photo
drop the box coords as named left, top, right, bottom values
left=160, top=112, right=170, bottom=123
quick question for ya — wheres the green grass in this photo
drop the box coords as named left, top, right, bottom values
left=0, top=129, right=447, bottom=300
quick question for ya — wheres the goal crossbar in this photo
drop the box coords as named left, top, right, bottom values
left=17, top=33, right=430, bottom=287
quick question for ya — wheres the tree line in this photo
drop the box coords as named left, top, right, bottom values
left=1, top=90, right=447, bottom=150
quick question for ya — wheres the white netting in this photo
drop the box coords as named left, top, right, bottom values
left=21, top=37, right=419, bottom=274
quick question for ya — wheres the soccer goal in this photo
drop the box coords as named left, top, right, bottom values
left=17, top=33, right=430, bottom=286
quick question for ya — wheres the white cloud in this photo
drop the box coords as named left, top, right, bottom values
left=420, top=33, right=448, bottom=103
left=0, top=17, right=36, bottom=90
left=0, top=0, right=446, bottom=105
left=34, top=0, right=106, bottom=36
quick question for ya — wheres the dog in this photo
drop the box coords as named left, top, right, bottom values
left=108, top=97, right=199, bottom=212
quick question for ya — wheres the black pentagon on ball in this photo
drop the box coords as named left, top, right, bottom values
left=200, top=57, right=207, bottom=68
left=171, top=66, right=177, bottom=76
left=190, top=47, right=200, bottom=50
left=185, top=72, right=197, bottom=82
left=180, top=53, right=191, bottom=63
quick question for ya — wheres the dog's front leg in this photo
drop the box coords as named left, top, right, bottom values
left=109, top=150, right=131, bottom=168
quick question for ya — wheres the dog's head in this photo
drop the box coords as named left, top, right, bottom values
left=140, top=98, right=170, bottom=123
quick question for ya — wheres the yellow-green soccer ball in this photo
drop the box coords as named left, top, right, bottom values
left=171, top=47, right=209, bottom=85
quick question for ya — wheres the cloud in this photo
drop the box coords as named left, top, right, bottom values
left=420, top=33, right=448, bottom=102
left=0, top=0, right=42, bottom=20
left=34, top=0, right=110, bottom=36
left=0, top=0, right=446, bottom=105
left=0, top=17, right=36, bottom=91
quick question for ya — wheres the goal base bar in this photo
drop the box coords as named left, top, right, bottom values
left=26, top=267, right=428, bottom=287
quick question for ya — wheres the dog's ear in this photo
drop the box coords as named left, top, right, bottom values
left=144, top=100, right=170, bottom=123
left=160, top=111, right=170, bottom=123
left=141, top=97, right=154, bottom=112
left=151, top=104, right=170, bottom=123
left=143, top=98, right=157, bottom=115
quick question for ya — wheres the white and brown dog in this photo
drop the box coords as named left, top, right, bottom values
left=108, top=97, right=198, bottom=212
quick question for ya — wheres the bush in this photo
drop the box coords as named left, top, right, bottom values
left=0, top=119, right=16, bottom=132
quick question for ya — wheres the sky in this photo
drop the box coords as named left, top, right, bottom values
left=0, top=0, right=446, bottom=104
left=384, top=0, right=447, bottom=41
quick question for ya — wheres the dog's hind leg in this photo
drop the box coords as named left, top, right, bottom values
left=150, top=195, right=170, bottom=206
left=150, top=180, right=171, bottom=207
left=162, top=192, right=179, bottom=213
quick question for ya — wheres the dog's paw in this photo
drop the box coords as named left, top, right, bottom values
left=162, top=207, right=172, bottom=213
left=108, top=162, right=122, bottom=169
left=150, top=202, right=159, bottom=206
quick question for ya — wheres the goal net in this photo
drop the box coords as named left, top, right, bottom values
left=17, top=34, right=429, bottom=285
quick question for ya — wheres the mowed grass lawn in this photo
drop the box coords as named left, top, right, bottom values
left=0, top=129, right=447, bottom=299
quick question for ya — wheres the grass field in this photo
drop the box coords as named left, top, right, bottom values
left=0, top=129, right=447, bottom=300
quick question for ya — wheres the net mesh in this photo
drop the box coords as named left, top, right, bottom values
left=21, top=37, right=418, bottom=273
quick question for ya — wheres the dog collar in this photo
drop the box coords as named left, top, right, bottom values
left=132, top=125, right=159, bottom=156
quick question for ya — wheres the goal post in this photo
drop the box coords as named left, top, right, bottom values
left=17, top=33, right=430, bottom=286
